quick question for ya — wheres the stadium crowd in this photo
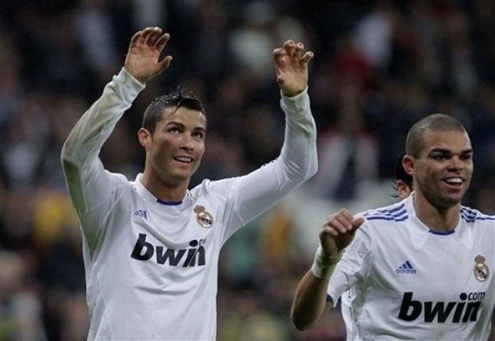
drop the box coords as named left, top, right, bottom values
left=1, top=0, right=495, bottom=339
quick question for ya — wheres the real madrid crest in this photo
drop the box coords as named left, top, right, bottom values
left=474, top=255, right=489, bottom=282
left=194, top=205, right=214, bottom=228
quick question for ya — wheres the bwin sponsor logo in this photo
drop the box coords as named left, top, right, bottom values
left=398, top=292, right=484, bottom=323
left=131, top=233, right=206, bottom=267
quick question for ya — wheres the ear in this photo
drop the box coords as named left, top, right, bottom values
left=396, top=180, right=412, bottom=200
left=402, top=155, right=415, bottom=176
left=138, top=128, right=152, bottom=150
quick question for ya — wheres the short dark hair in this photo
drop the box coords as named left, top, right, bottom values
left=142, top=86, right=206, bottom=134
left=405, top=113, right=466, bottom=157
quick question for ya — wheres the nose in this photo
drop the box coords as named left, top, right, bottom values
left=448, top=156, right=464, bottom=171
left=180, top=134, right=194, bottom=151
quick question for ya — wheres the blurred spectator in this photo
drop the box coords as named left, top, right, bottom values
left=312, top=73, right=378, bottom=200
left=75, top=0, right=120, bottom=83
left=0, top=251, right=47, bottom=340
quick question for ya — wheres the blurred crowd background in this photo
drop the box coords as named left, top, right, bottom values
left=1, top=0, right=495, bottom=340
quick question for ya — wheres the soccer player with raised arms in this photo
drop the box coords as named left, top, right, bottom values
left=291, top=114, right=495, bottom=339
left=61, top=27, right=316, bottom=340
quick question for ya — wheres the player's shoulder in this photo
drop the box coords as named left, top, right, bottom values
left=189, top=178, right=231, bottom=202
left=460, top=205, right=495, bottom=226
left=106, top=169, right=131, bottom=183
left=102, top=170, right=135, bottom=196
left=362, top=198, right=410, bottom=224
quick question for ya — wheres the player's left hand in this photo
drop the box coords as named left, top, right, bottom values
left=273, top=40, right=314, bottom=97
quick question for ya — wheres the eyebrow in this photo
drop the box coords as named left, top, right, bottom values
left=165, top=121, right=206, bottom=132
left=429, top=148, right=473, bottom=154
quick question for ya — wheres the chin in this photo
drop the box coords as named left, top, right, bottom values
left=438, top=196, right=463, bottom=208
left=170, top=173, right=192, bottom=183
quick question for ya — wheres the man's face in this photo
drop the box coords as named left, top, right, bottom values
left=142, top=106, right=206, bottom=186
left=410, top=130, right=473, bottom=209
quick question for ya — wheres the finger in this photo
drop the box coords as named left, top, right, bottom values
left=352, top=216, right=365, bottom=229
left=154, top=32, right=170, bottom=51
left=283, top=40, right=296, bottom=57
left=321, top=225, right=339, bottom=237
left=329, top=208, right=352, bottom=222
left=273, top=47, right=286, bottom=57
left=324, top=212, right=340, bottom=225
left=143, top=27, right=161, bottom=45
left=146, top=28, right=162, bottom=46
left=273, top=47, right=286, bottom=63
left=157, top=55, right=173, bottom=74
left=338, top=208, right=353, bottom=220
left=294, top=42, right=304, bottom=58
left=334, top=213, right=353, bottom=232
left=140, top=27, right=155, bottom=41
left=325, top=219, right=348, bottom=234
left=130, top=31, right=144, bottom=45
left=300, top=51, right=314, bottom=64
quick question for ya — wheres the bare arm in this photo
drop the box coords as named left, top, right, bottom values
left=290, top=269, right=333, bottom=330
left=290, top=209, right=364, bottom=330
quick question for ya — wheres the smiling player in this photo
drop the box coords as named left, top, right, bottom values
left=291, top=113, right=495, bottom=340
left=61, top=27, right=317, bottom=340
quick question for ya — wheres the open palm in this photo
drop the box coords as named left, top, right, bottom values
left=273, top=40, right=314, bottom=97
left=124, top=27, right=172, bottom=84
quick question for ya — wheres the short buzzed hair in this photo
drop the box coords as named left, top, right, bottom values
left=405, top=113, right=467, bottom=157
left=142, top=87, right=205, bottom=134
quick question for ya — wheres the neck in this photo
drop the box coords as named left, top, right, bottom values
left=140, top=169, right=189, bottom=203
left=413, top=192, right=460, bottom=232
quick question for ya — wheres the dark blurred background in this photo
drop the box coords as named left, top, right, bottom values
left=1, top=0, right=495, bottom=340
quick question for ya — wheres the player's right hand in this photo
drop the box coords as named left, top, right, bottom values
left=124, top=27, right=173, bottom=84
left=319, top=209, right=364, bottom=257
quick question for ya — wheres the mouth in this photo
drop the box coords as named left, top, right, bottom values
left=442, top=177, right=464, bottom=190
left=173, top=155, right=194, bottom=164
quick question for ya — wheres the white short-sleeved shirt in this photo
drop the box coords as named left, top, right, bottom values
left=61, top=68, right=317, bottom=340
left=328, top=195, right=495, bottom=340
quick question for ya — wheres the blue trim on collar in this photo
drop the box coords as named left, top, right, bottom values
left=156, top=199, right=182, bottom=206
left=429, top=229, right=455, bottom=235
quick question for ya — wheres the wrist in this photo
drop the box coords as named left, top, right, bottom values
left=282, top=87, right=304, bottom=98
left=123, top=66, right=147, bottom=85
left=310, top=246, right=342, bottom=279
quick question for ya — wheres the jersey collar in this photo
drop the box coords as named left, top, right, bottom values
left=133, top=173, right=191, bottom=208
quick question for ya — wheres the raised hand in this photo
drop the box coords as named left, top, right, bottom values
left=124, top=27, right=173, bottom=84
left=319, top=209, right=364, bottom=258
left=273, top=40, right=314, bottom=97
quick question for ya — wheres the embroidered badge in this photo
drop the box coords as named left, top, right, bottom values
left=474, top=255, right=489, bottom=282
left=194, top=205, right=214, bottom=228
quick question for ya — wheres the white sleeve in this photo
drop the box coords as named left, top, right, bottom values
left=61, top=68, right=145, bottom=248
left=214, top=88, right=318, bottom=243
left=327, top=223, right=373, bottom=305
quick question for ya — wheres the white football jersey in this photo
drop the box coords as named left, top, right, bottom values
left=328, top=195, right=495, bottom=340
left=61, top=69, right=317, bottom=340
